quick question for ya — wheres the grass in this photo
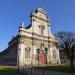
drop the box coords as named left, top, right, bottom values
left=0, top=66, right=29, bottom=75
left=0, top=65, right=75, bottom=74
left=32, top=64, right=75, bottom=73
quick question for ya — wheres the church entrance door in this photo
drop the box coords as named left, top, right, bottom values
left=39, top=52, right=46, bottom=64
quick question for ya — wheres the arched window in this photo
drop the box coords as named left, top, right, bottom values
left=53, top=50, right=56, bottom=58
left=25, top=47, right=30, bottom=58
left=39, top=25, right=45, bottom=36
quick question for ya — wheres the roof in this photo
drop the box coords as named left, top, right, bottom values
left=25, top=24, right=32, bottom=29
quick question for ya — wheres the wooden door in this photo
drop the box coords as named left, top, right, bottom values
left=39, top=53, right=46, bottom=64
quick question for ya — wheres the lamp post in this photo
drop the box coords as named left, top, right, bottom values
left=36, top=48, right=40, bottom=66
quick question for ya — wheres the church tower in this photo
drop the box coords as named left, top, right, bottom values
left=30, top=8, right=51, bottom=36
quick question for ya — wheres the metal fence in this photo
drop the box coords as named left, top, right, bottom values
left=22, top=68, right=75, bottom=75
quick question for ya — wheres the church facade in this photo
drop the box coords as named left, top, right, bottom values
left=0, top=8, right=60, bottom=67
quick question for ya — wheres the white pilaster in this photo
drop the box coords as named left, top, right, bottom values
left=47, top=48, right=51, bottom=64
left=33, top=45, right=37, bottom=65
left=18, top=42, right=25, bottom=67
left=49, top=48, right=53, bottom=63
left=57, top=49, right=61, bottom=64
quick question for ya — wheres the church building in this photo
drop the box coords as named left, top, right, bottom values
left=0, top=8, right=60, bottom=67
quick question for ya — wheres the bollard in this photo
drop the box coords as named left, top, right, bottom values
left=43, top=70, right=44, bottom=75
left=31, top=68, right=32, bottom=75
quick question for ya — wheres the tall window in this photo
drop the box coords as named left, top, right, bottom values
left=39, top=25, right=45, bottom=36
left=25, top=47, right=30, bottom=59
left=53, top=50, right=56, bottom=58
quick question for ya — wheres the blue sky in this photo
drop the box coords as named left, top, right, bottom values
left=0, top=0, right=75, bottom=51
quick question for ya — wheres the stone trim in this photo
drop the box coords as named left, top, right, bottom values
left=30, top=15, right=49, bottom=23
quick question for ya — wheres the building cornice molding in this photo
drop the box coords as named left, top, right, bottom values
left=30, top=15, right=49, bottom=23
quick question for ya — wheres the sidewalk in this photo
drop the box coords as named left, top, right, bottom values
left=24, top=68, right=75, bottom=75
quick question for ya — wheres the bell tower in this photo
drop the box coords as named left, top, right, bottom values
left=30, top=8, right=51, bottom=37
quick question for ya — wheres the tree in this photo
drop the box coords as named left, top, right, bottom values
left=56, top=31, right=75, bottom=71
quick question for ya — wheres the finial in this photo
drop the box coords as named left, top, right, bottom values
left=19, top=21, right=25, bottom=28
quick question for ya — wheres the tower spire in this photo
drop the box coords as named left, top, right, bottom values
left=19, top=21, right=25, bottom=35
left=19, top=21, right=25, bottom=28
left=20, top=22, right=24, bottom=27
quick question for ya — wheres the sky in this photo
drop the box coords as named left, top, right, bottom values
left=0, top=0, right=75, bottom=52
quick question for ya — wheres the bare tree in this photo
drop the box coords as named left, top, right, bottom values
left=56, top=31, right=75, bottom=71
